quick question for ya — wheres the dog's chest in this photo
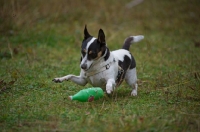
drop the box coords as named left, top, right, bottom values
left=84, top=62, right=119, bottom=88
left=86, top=75, right=106, bottom=87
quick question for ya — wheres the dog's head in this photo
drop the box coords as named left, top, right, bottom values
left=80, top=25, right=107, bottom=71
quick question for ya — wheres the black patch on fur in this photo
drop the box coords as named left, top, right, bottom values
left=103, top=48, right=110, bottom=61
left=87, top=39, right=100, bottom=60
left=80, top=57, right=82, bottom=62
left=82, top=37, right=93, bottom=50
left=84, top=25, right=91, bottom=40
left=98, top=29, right=106, bottom=44
left=118, top=55, right=132, bottom=80
left=130, top=54, right=136, bottom=69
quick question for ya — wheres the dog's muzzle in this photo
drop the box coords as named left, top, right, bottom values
left=81, top=64, right=87, bottom=70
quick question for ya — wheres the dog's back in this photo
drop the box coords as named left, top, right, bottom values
left=112, top=35, right=144, bottom=72
left=111, top=35, right=144, bottom=89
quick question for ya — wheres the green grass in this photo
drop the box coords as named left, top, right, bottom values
left=1, top=0, right=200, bottom=131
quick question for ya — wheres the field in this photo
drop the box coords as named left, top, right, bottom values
left=0, top=0, right=200, bottom=131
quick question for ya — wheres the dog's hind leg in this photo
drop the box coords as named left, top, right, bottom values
left=125, top=68, right=138, bottom=96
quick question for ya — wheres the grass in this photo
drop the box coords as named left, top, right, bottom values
left=0, top=0, right=200, bottom=131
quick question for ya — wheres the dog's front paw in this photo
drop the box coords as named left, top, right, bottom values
left=131, top=90, right=137, bottom=96
left=106, top=90, right=112, bottom=94
left=106, top=84, right=113, bottom=94
left=52, top=78, right=63, bottom=83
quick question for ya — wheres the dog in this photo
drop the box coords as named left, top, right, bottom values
left=52, top=25, right=144, bottom=96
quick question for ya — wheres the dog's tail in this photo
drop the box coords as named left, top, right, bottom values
left=122, top=35, right=144, bottom=51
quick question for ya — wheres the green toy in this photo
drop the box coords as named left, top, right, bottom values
left=68, top=87, right=104, bottom=102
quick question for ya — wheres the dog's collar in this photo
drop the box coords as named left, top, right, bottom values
left=85, top=58, right=116, bottom=77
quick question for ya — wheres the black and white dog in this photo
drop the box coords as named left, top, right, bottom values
left=53, top=26, right=144, bottom=96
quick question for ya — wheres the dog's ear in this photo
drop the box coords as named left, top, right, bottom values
left=98, top=29, right=106, bottom=44
left=84, top=25, right=91, bottom=40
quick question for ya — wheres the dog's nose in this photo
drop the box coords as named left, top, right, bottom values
left=81, top=64, right=87, bottom=70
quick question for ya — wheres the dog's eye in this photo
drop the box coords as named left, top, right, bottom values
left=88, top=51, right=97, bottom=60
left=89, top=51, right=96, bottom=56
left=89, top=51, right=93, bottom=55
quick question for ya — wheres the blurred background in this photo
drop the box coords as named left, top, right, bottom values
left=1, top=0, right=200, bottom=79
left=1, top=0, right=199, bottom=42
left=0, top=0, right=200, bottom=72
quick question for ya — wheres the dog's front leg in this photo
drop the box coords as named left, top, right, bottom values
left=52, top=75, right=87, bottom=86
left=106, top=79, right=116, bottom=94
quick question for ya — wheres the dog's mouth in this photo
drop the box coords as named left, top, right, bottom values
left=81, top=63, right=93, bottom=71
left=84, top=67, right=90, bottom=72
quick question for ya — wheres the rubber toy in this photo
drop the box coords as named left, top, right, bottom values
left=68, top=87, right=104, bottom=102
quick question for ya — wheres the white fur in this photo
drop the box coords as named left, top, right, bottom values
left=86, top=37, right=96, bottom=49
left=132, top=35, right=144, bottom=43
left=125, top=68, right=138, bottom=96
left=112, top=49, right=131, bottom=61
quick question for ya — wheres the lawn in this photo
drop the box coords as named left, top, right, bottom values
left=0, top=0, right=200, bottom=131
